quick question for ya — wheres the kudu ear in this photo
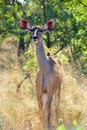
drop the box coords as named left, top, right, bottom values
left=19, top=18, right=31, bottom=30
left=43, top=19, right=55, bottom=31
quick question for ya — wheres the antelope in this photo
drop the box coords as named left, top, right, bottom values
left=19, top=18, right=63, bottom=130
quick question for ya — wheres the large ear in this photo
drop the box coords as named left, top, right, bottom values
left=19, top=18, right=31, bottom=30
left=43, top=19, right=55, bottom=31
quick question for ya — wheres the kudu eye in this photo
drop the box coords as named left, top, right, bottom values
left=39, top=29, right=43, bottom=33
left=30, top=29, right=34, bottom=34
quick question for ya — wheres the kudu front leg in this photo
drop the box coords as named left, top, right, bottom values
left=37, top=93, right=49, bottom=130
left=42, top=92, right=53, bottom=130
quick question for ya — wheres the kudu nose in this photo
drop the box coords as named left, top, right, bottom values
left=33, top=36, right=38, bottom=41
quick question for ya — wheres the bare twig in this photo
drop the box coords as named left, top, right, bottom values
left=16, top=73, right=34, bottom=92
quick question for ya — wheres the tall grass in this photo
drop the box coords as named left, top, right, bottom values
left=0, top=37, right=87, bottom=130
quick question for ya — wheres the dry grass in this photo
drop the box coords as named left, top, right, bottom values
left=0, top=37, right=87, bottom=130
left=61, top=64, right=87, bottom=129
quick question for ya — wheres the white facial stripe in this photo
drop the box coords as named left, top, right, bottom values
left=33, top=29, right=39, bottom=37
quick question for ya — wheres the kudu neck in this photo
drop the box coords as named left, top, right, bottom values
left=36, top=39, right=50, bottom=75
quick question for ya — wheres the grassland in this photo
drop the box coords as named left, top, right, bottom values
left=0, top=37, right=87, bottom=130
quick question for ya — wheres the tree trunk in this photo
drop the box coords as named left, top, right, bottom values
left=41, top=0, right=51, bottom=48
left=46, top=33, right=51, bottom=48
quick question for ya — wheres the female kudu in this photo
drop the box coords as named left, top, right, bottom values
left=19, top=18, right=63, bottom=130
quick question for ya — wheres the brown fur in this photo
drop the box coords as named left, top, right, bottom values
left=35, top=59, right=63, bottom=130
left=19, top=18, right=63, bottom=129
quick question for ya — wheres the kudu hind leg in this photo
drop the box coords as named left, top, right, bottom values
left=54, top=87, right=61, bottom=124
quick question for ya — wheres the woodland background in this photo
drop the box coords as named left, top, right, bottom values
left=0, top=0, right=87, bottom=130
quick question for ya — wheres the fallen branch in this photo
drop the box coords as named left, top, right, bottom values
left=16, top=73, right=34, bottom=92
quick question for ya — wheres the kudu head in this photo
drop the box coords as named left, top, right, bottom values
left=19, top=18, right=55, bottom=42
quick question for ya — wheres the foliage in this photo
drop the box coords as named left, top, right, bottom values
left=23, top=44, right=38, bottom=73
left=0, top=0, right=87, bottom=75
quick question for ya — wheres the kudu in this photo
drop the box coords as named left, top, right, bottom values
left=19, top=18, right=63, bottom=130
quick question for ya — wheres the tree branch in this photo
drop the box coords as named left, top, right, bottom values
left=80, top=0, right=87, bottom=7
left=0, top=29, right=24, bottom=35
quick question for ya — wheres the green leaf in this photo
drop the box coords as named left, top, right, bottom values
left=73, top=120, right=78, bottom=126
